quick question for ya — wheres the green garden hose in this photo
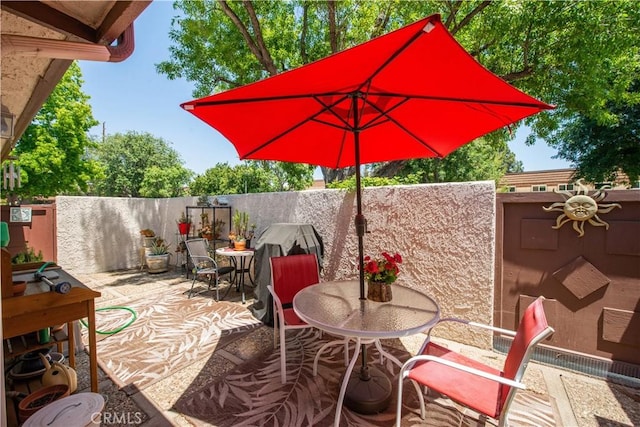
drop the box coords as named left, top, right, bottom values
left=80, top=306, right=137, bottom=335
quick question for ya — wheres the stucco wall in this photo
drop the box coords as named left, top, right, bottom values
left=56, top=180, right=495, bottom=347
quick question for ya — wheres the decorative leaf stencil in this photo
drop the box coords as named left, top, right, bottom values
left=84, top=291, right=261, bottom=392
left=175, top=329, right=557, bottom=427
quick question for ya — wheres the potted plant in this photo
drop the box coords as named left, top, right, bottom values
left=139, top=229, right=156, bottom=248
left=361, top=251, right=402, bottom=302
left=146, top=238, right=171, bottom=274
left=197, top=195, right=210, bottom=207
left=232, top=210, right=250, bottom=250
left=177, top=212, right=191, bottom=235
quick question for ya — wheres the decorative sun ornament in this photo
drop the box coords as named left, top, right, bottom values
left=543, top=179, right=621, bottom=237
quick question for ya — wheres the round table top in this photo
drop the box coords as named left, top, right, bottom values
left=293, top=280, right=440, bottom=339
left=215, top=247, right=255, bottom=257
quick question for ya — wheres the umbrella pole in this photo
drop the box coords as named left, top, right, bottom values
left=343, top=95, right=392, bottom=414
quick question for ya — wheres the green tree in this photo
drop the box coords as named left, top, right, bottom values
left=190, top=161, right=314, bottom=195
left=4, top=62, right=101, bottom=200
left=158, top=0, right=639, bottom=183
left=93, top=131, right=192, bottom=197
left=548, top=80, right=640, bottom=185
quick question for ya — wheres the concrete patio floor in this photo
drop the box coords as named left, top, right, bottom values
left=67, top=267, right=639, bottom=427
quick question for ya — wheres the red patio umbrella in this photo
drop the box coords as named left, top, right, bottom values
left=182, top=13, right=552, bottom=298
left=182, top=13, right=552, bottom=412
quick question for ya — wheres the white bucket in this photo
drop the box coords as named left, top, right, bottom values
left=23, top=393, right=105, bottom=427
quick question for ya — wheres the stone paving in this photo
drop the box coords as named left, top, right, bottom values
left=70, top=268, right=639, bottom=427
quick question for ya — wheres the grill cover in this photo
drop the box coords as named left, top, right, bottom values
left=250, top=223, right=324, bottom=324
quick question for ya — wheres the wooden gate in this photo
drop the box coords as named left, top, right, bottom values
left=496, top=190, right=639, bottom=365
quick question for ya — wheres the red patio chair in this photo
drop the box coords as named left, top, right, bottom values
left=396, top=296, right=554, bottom=427
left=268, top=253, right=348, bottom=384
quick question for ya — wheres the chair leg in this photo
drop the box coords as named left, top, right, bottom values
left=188, top=274, right=198, bottom=299
left=279, top=323, right=287, bottom=384
left=396, top=372, right=427, bottom=426
left=213, top=273, right=219, bottom=301
left=396, top=373, right=405, bottom=427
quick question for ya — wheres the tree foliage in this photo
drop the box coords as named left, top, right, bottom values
left=189, top=161, right=314, bottom=196
left=158, top=0, right=640, bottom=183
left=5, top=62, right=101, bottom=200
left=549, top=80, right=640, bottom=184
left=93, top=131, right=193, bottom=197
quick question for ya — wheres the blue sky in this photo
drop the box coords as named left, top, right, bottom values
left=79, top=1, right=569, bottom=177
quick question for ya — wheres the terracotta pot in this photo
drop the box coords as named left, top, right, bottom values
left=18, top=384, right=70, bottom=423
left=367, top=281, right=392, bottom=302
left=12, top=280, right=27, bottom=296
left=233, top=240, right=246, bottom=251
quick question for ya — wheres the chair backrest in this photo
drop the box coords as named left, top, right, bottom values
left=499, top=296, right=554, bottom=412
left=269, top=254, right=320, bottom=305
left=184, top=238, right=210, bottom=260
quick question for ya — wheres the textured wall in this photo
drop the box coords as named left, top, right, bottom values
left=56, top=181, right=495, bottom=347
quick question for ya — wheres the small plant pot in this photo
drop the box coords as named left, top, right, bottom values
left=178, top=222, right=191, bottom=235
left=18, top=384, right=70, bottom=423
left=141, top=236, right=156, bottom=248
left=146, top=254, right=170, bottom=273
left=233, top=241, right=246, bottom=251
left=367, top=281, right=392, bottom=302
left=12, top=280, right=27, bottom=296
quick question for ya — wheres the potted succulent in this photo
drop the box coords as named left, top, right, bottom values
left=177, top=212, right=191, bottom=235
left=232, top=210, right=250, bottom=250
left=146, top=238, right=171, bottom=273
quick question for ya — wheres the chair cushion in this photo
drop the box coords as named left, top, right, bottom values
left=282, top=307, right=306, bottom=326
left=217, top=266, right=234, bottom=275
left=406, top=342, right=503, bottom=418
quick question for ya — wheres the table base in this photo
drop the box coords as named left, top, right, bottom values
left=344, top=365, right=392, bottom=414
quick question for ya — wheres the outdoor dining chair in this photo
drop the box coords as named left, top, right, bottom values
left=268, top=253, right=348, bottom=384
left=184, top=238, right=233, bottom=300
left=395, top=296, right=554, bottom=427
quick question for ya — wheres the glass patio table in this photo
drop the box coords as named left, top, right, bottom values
left=293, top=280, right=440, bottom=426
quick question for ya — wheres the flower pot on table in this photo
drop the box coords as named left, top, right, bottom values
left=367, top=281, right=392, bottom=302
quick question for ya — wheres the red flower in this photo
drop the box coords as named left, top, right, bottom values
left=360, top=251, right=403, bottom=284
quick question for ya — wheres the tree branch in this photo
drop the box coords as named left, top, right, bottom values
left=243, top=1, right=278, bottom=75
left=300, top=2, right=309, bottom=63
left=217, top=0, right=278, bottom=76
left=444, top=0, right=462, bottom=29
left=371, top=160, right=409, bottom=178
left=327, top=0, right=338, bottom=52
left=500, top=66, right=534, bottom=82
left=450, top=1, right=492, bottom=35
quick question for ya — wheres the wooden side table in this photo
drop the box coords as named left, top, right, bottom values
left=3, top=271, right=101, bottom=392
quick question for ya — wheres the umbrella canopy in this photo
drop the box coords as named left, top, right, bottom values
left=181, top=13, right=553, bottom=298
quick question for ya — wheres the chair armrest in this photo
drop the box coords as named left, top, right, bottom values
left=401, top=355, right=526, bottom=390
left=267, top=285, right=285, bottom=312
left=190, top=255, right=218, bottom=269
left=429, top=317, right=517, bottom=337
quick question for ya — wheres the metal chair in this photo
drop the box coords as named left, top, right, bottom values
left=396, top=296, right=554, bottom=427
left=268, top=253, right=348, bottom=384
left=184, top=238, right=232, bottom=300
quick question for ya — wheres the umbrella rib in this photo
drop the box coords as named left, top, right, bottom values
left=241, top=94, right=351, bottom=159
left=355, top=95, right=443, bottom=157
left=356, top=20, right=427, bottom=94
